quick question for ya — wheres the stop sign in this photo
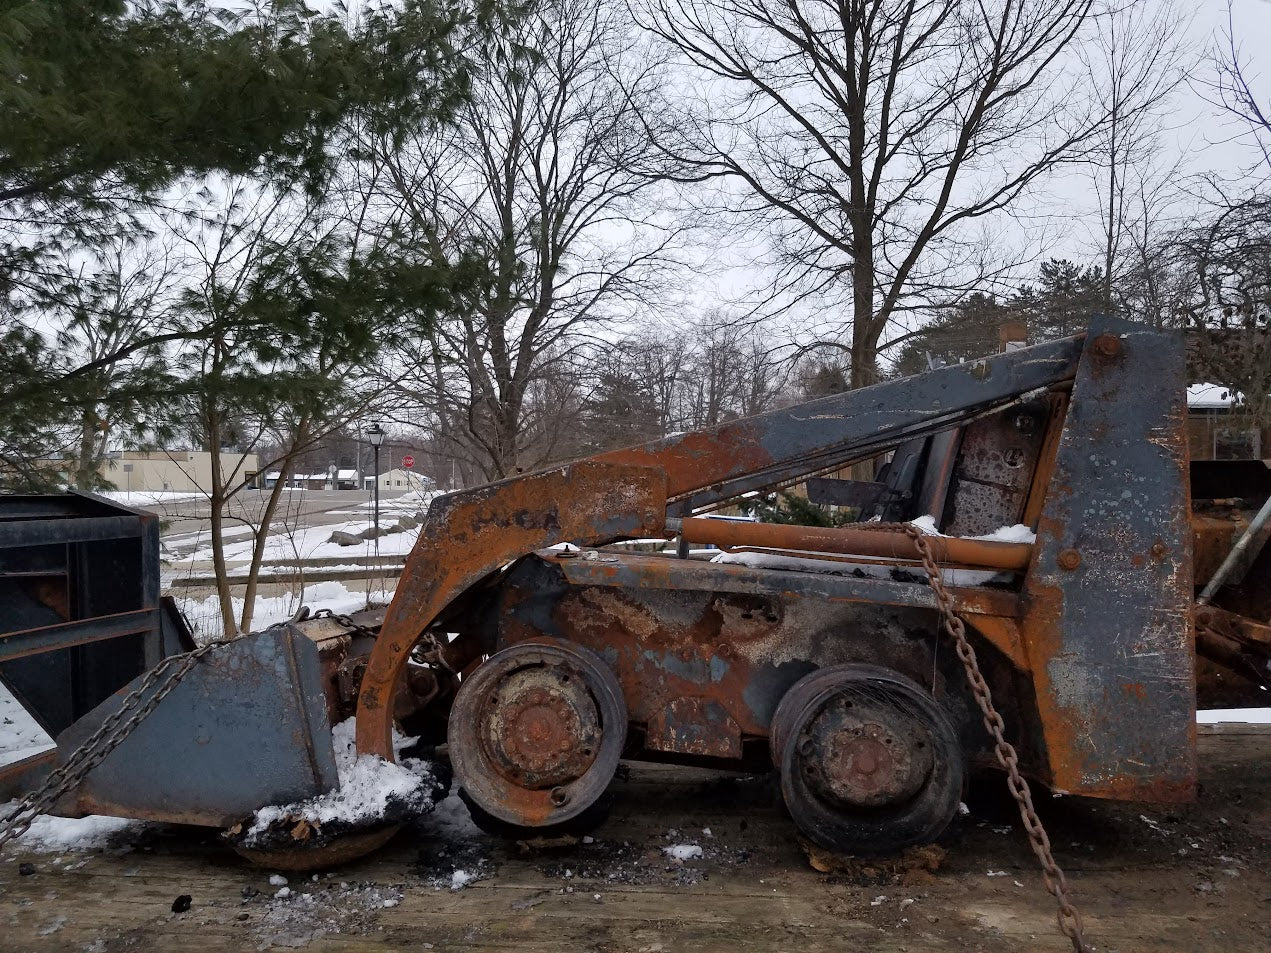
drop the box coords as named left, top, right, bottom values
left=402, top=455, right=414, bottom=469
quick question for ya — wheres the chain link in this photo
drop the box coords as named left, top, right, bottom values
left=888, top=522, right=1089, bottom=953
left=310, top=607, right=379, bottom=640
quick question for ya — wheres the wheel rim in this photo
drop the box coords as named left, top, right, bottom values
left=772, top=664, right=962, bottom=855
left=448, top=640, right=626, bottom=827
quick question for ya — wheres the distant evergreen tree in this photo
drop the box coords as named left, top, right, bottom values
left=886, top=260, right=1107, bottom=379
left=742, top=490, right=856, bottom=527
left=890, top=293, right=1015, bottom=378
left=1015, top=260, right=1106, bottom=339
left=578, top=368, right=663, bottom=454
left=801, top=363, right=850, bottom=399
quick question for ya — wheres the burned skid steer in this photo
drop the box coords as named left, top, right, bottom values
left=4, top=317, right=1271, bottom=943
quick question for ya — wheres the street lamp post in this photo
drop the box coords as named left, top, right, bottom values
left=367, top=422, right=385, bottom=543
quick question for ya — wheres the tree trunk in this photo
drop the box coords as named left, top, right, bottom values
left=850, top=239, right=880, bottom=479
left=207, top=433, right=237, bottom=641
left=74, top=406, right=100, bottom=490
left=239, top=419, right=309, bottom=633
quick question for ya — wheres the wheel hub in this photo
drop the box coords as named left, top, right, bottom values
left=770, top=664, right=963, bottom=855
left=481, top=671, right=600, bottom=788
left=801, top=704, right=934, bottom=809
left=449, top=640, right=627, bottom=829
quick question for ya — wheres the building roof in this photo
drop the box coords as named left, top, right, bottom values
left=1188, top=383, right=1239, bottom=409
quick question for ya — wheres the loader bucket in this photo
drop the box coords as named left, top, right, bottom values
left=50, top=625, right=338, bottom=828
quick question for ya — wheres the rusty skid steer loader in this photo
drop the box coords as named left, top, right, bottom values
left=3, top=316, right=1271, bottom=949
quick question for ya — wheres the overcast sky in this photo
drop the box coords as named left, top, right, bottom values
left=671, top=0, right=1271, bottom=350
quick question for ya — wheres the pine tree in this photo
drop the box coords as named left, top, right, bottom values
left=0, top=0, right=481, bottom=487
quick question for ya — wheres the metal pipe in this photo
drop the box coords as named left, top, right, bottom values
left=1197, top=492, right=1271, bottom=605
left=671, top=517, right=1033, bottom=570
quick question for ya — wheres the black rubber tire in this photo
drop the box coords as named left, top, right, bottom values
left=448, top=639, right=627, bottom=828
left=772, top=664, right=964, bottom=855
left=458, top=787, right=612, bottom=840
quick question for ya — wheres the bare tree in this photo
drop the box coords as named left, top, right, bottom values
left=1212, top=1, right=1271, bottom=175
left=165, top=177, right=404, bottom=636
left=1170, top=189, right=1271, bottom=421
left=373, top=0, right=679, bottom=480
left=675, top=312, right=786, bottom=427
left=638, top=0, right=1169, bottom=388
left=1083, top=0, right=1191, bottom=314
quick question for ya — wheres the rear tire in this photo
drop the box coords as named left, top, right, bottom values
left=771, top=664, right=963, bottom=855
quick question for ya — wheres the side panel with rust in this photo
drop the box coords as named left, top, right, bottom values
left=492, top=555, right=1045, bottom=775
left=1021, top=317, right=1195, bottom=801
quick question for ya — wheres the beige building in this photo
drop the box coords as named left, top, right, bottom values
left=365, top=468, right=431, bottom=492
left=100, top=450, right=261, bottom=493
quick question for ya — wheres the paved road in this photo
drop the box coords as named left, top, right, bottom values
left=132, top=489, right=430, bottom=557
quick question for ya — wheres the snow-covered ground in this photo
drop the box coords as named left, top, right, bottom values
left=94, top=490, right=205, bottom=506
left=176, top=580, right=396, bottom=641
left=172, top=520, right=421, bottom=567
left=1197, top=708, right=1271, bottom=724
left=0, top=685, right=54, bottom=766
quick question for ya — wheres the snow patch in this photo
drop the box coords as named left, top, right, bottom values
left=4, top=809, right=138, bottom=852
left=176, top=581, right=395, bottom=642
left=663, top=844, right=703, bottom=861
left=1197, top=708, right=1271, bottom=724
left=0, top=682, right=55, bottom=767
left=909, top=515, right=1036, bottom=544
left=238, top=718, right=441, bottom=846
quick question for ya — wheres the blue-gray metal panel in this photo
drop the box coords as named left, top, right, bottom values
left=0, top=515, right=145, bottom=548
left=0, top=609, right=158, bottom=662
left=553, top=550, right=1020, bottom=618
left=53, top=626, right=338, bottom=827
left=1021, top=317, right=1195, bottom=801
left=606, top=334, right=1084, bottom=509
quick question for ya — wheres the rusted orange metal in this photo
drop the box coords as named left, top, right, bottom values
left=353, top=318, right=1205, bottom=845
left=1192, top=512, right=1251, bottom=585
left=355, top=463, right=667, bottom=760
left=1194, top=604, right=1271, bottom=676
left=676, top=517, right=1033, bottom=570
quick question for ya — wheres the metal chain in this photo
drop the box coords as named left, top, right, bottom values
left=894, top=523, right=1088, bottom=953
left=316, top=608, right=450, bottom=674
left=311, top=607, right=379, bottom=639
left=0, top=640, right=224, bottom=851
